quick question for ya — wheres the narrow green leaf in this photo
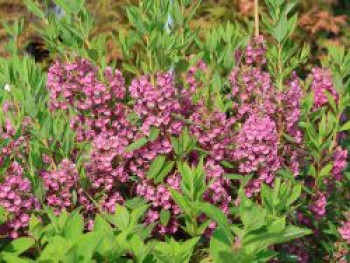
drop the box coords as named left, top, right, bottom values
left=24, top=0, right=46, bottom=20
left=125, top=137, right=148, bottom=152
left=160, top=209, right=171, bottom=226
left=3, top=237, right=35, bottom=255
left=199, top=202, right=232, bottom=240
left=340, top=121, right=350, bottom=131
left=147, top=155, right=166, bottom=180
left=155, top=161, right=175, bottom=184
left=149, top=127, right=160, bottom=141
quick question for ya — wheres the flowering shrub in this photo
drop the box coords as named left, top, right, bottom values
left=0, top=0, right=349, bottom=262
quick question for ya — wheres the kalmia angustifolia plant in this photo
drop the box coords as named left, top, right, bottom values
left=0, top=0, right=349, bottom=262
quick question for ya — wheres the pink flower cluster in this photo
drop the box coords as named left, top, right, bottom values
left=280, top=76, right=303, bottom=176
left=186, top=58, right=207, bottom=93
left=47, top=59, right=126, bottom=141
left=309, top=192, right=327, bottom=218
left=202, top=160, right=231, bottom=231
left=333, top=147, right=348, bottom=181
left=244, top=35, right=267, bottom=66
left=229, top=37, right=306, bottom=194
left=137, top=173, right=181, bottom=234
left=310, top=67, right=338, bottom=109
left=0, top=117, right=31, bottom=166
left=0, top=162, right=40, bottom=238
left=229, top=66, right=276, bottom=119
left=338, top=220, right=350, bottom=244
left=282, top=75, right=303, bottom=142
left=129, top=73, right=186, bottom=136
left=190, top=108, right=236, bottom=161
left=42, top=159, right=79, bottom=214
left=233, top=113, right=281, bottom=196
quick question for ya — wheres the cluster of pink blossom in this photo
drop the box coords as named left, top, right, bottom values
left=228, top=37, right=305, bottom=194
left=137, top=173, right=181, bottom=234
left=201, top=160, right=231, bottom=234
left=42, top=159, right=79, bottom=214
left=333, top=147, right=348, bottom=181
left=310, top=67, right=338, bottom=109
left=2, top=35, right=345, bottom=247
left=129, top=73, right=186, bottom=136
left=190, top=107, right=236, bottom=161
left=309, top=192, right=327, bottom=218
left=338, top=220, right=350, bottom=244
left=244, top=35, right=267, bottom=66
left=0, top=116, right=31, bottom=166
left=127, top=74, right=192, bottom=234
left=203, top=160, right=231, bottom=212
left=0, top=162, right=40, bottom=238
left=87, top=133, right=131, bottom=188
left=282, top=75, right=303, bottom=142
left=229, top=66, right=277, bottom=119
left=280, top=76, right=303, bottom=176
left=47, top=59, right=126, bottom=141
left=233, top=113, right=281, bottom=197
left=186, top=58, right=207, bottom=93
left=280, top=240, right=310, bottom=263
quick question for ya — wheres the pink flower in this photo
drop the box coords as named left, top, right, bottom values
left=310, top=67, right=338, bottom=109
left=338, top=221, right=350, bottom=244
left=0, top=162, right=40, bottom=238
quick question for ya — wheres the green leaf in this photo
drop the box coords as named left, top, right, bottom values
left=169, top=188, right=191, bottom=215
left=94, top=214, right=112, bottom=233
left=71, top=232, right=103, bottom=262
left=155, top=161, right=175, bottom=184
left=286, top=184, right=301, bottom=206
left=147, top=155, right=166, bottom=180
left=340, top=121, right=350, bottom=131
left=324, top=90, right=337, bottom=113
left=68, top=0, right=85, bottom=14
left=220, top=160, right=235, bottom=169
left=125, top=137, right=148, bottom=152
left=29, top=214, right=42, bottom=240
left=53, top=0, right=71, bottom=14
left=125, top=197, right=147, bottom=210
left=240, top=198, right=266, bottom=232
left=87, top=49, right=99, bottom=62
left=170, top=136, right=181, bottom=155
left=113, top=205, right=130, bottom=230
left=149, top=127, right=160, bottom=141
left=199, top=202, right=233, bottom=240
left=0, top=206, right=7, bottom=224
left=3, top=237, right=35, bottom=256
left=0, top=138, right=10, bottom=149
left=319, top=163, right=333, bottom=179
left=130, top=204, right=149, bottom=226
left=0, top=253, right=30, bottom=263
left=24, top=0, right=46, bottom=20
left=272, top=16, right=288, bottom=43
left=63, top=211, right=84, bottom=238
left=160, top=209, right=171, bottom=226
left=39, top=236, right=72, bottom=261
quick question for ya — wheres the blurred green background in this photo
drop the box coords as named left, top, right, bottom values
left=0, top=0, right=348, bottom=62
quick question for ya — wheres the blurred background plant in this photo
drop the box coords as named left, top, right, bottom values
left=0, top=0, right=348, bottom=64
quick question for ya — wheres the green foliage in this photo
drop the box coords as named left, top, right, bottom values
left=261, top=178, right=301, bottom=216
left=206, top=187, right=311, bottom=263
left=169, top=161, right=210, bottom=237
left=263, top=0, right=309, bottom=91
left=119, top=0, right=200, bottom=74
left=152, top=237, right=199, bottom=263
